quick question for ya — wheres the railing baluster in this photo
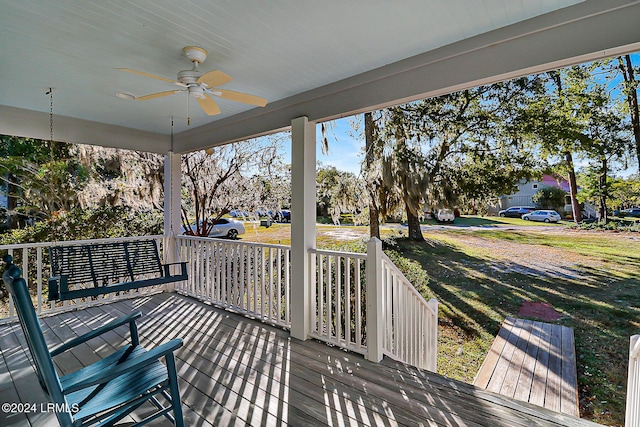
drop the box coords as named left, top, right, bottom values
left=326, top=255, right=332, bottom=340
left=345, top=257, right=351, bottom=347
left=259, top=248, right=267, bottom=317
left=317, top=253, right=324, bottom=336
left=268, top=247, right=273, bottom=321
left=276, top=248, right=282, bottom=323
left=336, top=255, right=342, bottom=343
left=36, top=247, right=43, bottom=314
left=285, top=248, right=290, bottom=324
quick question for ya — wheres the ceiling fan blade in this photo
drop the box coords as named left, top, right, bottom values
left=197, top=70, right=232, bottom=88
left=135, top=90, right=183, bottom=101
left=215, top=89, right=267, bottom=107
left=117, top=68, right=184, bottom=86
left=197, top=95, right=221, bottom=115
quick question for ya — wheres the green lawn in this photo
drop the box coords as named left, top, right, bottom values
left=426, top=214, right=564, bottom=227
left=393, top=230, right=639, bottom=426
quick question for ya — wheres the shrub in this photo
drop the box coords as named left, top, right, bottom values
left=531, top=186, right=566, bottom=211
left=568, top=219, right=640, bottom=233
left=0, top=206, right=163, bottom=245
left=322, top=237, right=431, bottom=300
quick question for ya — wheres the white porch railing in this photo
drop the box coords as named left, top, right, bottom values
left=1, top=234, right=437, bottom=371
left=308, top=238, right=438, bottom=371
left=627, top=334, right=640, bottom=427
left=175, top=236, right=291, bottom=328
left=0, top=235, right=167, bottom=323
left=380, top=251, right=438, bottom=371
left=308, top=248, right=368, bottom=355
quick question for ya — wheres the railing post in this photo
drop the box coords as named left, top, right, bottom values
left=366, top=237, right=383, bottom=363
left=627, top=334, right=640, bottom=427
left=427, top=298, right=439, bottom=372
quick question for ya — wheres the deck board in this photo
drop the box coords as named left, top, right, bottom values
left=0, top=294, right=596, bottom=426
left=474, top=317, right=579, bottom=417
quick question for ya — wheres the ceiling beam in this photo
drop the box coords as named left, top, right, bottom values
left=0, top=105, right=169, bottom=153
left=175, top=0, right=640, bottom=153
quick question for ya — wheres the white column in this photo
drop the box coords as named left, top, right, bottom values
left=163, top=152, right=181, bottom=291
left=366, top=237, right=384, bottom=363
left=290, top=116, right=316, bottom=341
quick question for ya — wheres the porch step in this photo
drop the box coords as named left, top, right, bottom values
left=473, top=317, right=579, bottom=416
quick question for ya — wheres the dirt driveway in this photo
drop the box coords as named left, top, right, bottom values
left=319, top=223, right=630, bottom=282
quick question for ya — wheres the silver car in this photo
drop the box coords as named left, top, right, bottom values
left=522, top=210, right=561, bottom=223
left=182, top=218, right=246, bottom=239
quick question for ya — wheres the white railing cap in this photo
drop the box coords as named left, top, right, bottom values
left=177, top=235, right=291, bottom=250
left=308, top=248, right=368, bottom=259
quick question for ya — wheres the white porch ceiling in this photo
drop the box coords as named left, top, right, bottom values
left=1, top=0, right=640, bottom=154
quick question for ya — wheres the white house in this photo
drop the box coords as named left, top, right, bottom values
left=498, top=174, right=597, bottom=218
left=499, top=174, right=572, bottom=211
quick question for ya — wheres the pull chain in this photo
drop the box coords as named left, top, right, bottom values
left=187, top=94, right=191, bottom=126
left=170, top=116, right=174, bottom=151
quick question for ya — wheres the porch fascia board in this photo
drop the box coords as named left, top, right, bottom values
left=175, top=0, right=640, bottom=153
left=0, top=105, right=169, bottom=154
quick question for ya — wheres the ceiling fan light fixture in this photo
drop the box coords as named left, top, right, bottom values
left=183, top=46, right=208, bottom=64
left=190, top=86, right=205, bottom=98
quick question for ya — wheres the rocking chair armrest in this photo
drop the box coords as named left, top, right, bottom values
left=50, top=312, right=143, bottom=357
left=62, top=338, right=183, bottom=394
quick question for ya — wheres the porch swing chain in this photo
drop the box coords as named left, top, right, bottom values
left=46, top=88, right=54, bottom=152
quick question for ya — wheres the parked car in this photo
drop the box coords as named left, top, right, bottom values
left=522, top=210, right=561, bottom=223
left=617, top=208, right=640, bottom=218
left=498, top=206, right=536, bottom=218
left=229, top=209, right=249, bottom=218
left=182, top=218, right=246, bottom=239
left=276, top=210, right=291, bottom=222
left=256, top=209, right=291, bottom=222
left=436, top=209, right=455, bottom=222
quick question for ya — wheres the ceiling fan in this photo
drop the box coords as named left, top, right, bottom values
left=118, top=46, right=267, bottom=116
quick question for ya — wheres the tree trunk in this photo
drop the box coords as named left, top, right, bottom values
left=564, top=152, right=582, bottom=223
left=599, top=157, right=608, bottom=223
left=6, top=173, right=18, bottom=229
left=364, top=112, right=380, bottom=239
left=405, top=201, right=424, bottom=241
left=618, top=55, right=640, bottom=173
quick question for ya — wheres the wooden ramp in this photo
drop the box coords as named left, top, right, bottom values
left=474, top=317, right=579, bottom=416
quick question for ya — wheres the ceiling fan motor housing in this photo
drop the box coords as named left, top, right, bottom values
left=177, top=69, right=203, bottom=85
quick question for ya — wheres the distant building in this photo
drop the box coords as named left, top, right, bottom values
left=498, top=174, right=572, bottom=212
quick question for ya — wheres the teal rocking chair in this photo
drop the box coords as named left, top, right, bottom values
left=2, top=255, right=184, bottom=427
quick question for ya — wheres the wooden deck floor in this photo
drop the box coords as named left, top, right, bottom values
left=0, top=293, right=601, bottom=427
left=473, top=317, right=579, bottom=417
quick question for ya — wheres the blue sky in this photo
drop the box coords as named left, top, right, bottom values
left=273, top=116, right=365, bottom=176
left=315, top=117, right=364, bottom=175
